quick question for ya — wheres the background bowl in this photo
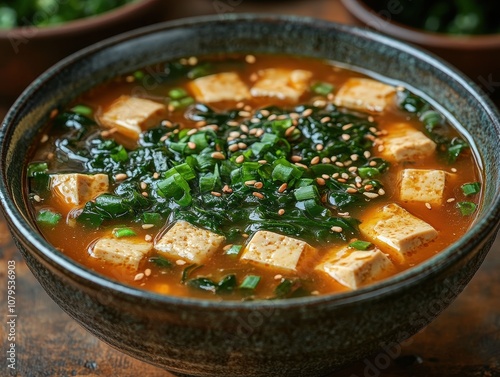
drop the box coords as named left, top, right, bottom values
left=341, top=0, right=500, bottom=97
left=0, top=0, right=165, bottom=102
left=1, top=14, right=499, bottom=377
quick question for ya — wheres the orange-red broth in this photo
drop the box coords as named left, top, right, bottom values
left=28, top=55, right=482, bottom=300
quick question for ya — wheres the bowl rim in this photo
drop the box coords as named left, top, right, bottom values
left=1, top=13, right=500, bottom=310
left=341, top=0, right=500, bottom=49
left=0, top=0, right=162, bottom=39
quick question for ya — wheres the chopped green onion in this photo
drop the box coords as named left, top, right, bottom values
left=358, top=167, right=380, bottom=179
left=170, top=96, right=194, bottom=110
left=239, top=275, right=261, bottom=290
left=27, top=162, right=48, bottom=177
left=110, top=145, right=128, bottom=162
left=142, top=212, right=163, bottom=226
left=311, top=81, right=334, bottom=96
left=36, top=209, right=61, bottom=227
left=294, top=185, right=319, bottom=201
left=113, top=227, right=137, bottom=238
left=461, top=182, right=481, bottom=196
left=456, top=201, right=477, bottom=216
left=70, top=104, right=93, bottom=117
left=224, top=245, right=242, bottom=256
left=168, top=88, right=188, bottom=100
left=148, top=255, right=172, bottom=269
left=349, top=240, right=373, bottom=250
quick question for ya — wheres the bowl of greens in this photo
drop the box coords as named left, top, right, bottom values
left=341, top=0, right=500, bottom=95
left=0, top=0, right=164, bottom=101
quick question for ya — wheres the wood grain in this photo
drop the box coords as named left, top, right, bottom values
left=1, top=1, right=499, bottom=376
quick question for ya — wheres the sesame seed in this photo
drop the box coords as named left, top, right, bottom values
left=425, top=203, right=432, bottom=210
left=142, top=224, right=154, bottom=230
left=289, top=113, right=300, bottom=120
left=188, top=56, right=198, bottom=65
left=125, top=75, right=135, bottom=83
left=331, top=226, right=343, bottom=233
left=229, top=131, right=240, bottom=137
left=255, top=129, right=265, bottom=137
left=278, top=183, right=288, bottom=193
left=245, top=54, right=256, bottom=64
left=327, top=93, right=335, bottom=101
left=311, top=156, right=320, bottom=165
left=134, top=273, right=144, bottom=281
left=278, top=209, right=285, bottom=216
left=291, top=155, right=302, bottom=162
left=223, top=244, right=233, bottom=251
left=322, top=174, right=330, bottom=180
left=162, top=120, right=174, bottom=128
left=396, top=85, right=405, bottom=92
left=240, top=124, right=249, bottom=133
left=341, top=134, right=351, bottom=141
left=322, top=157, right=331, bottom=164
left=363, top=192, right=379, bottom=199
left=316, top=144, right=324, bottom=151
left=40, top=134, right=49, bottom=143
left=364, top=151, right=371, bottom=158
left=320, top=117, right=331, bottom=124
left=302, top=108, right=313, bottom=117
left=378, top=188, right=385, bottom=195
left=222, top=185, right=233, bottom=194
left=254, top=182, right=264, bottom=189
left=228, top=144, right=239, bottom=152
left=215, top=144, right=222, bottom=151
left=47, top=152, right=54, bottom=160
left=211, top=191, right=222, bottom=197
left=351, top=154, right=359, bottom=161
left=268, top=114, right=277, bottom=121
left=211, top=152, right=225, bottom=160
left=245, top=180, right=257, bottom=186
left=364, top=184, right=374, bottom=191
left=253, top=192, right=264, bottom=199
left=332, top=173, right=340, bottom=178
left=316, top=178, right=326, bottom=186
left=153, top=172, right=160, bottom=179
left=140, top=182, right=147, bottom=190
left=274, top=274, right=283, bottom=280
left=242, top=233, right=249, bottom=238
left=369, top=161, right=377, bottom=166
left=377, top=145, right=385, bottom=152
left=239, top=111, right=251, bottom=118
left=368, top=116, right=375, bottom=122
left=258, top=160, right=267, bottom=164
left=238, top=142, right=248, bottom=149
left=176, top=260, right=187, bottom=266
left=348, top=166, right=358, bottom=172
left=260, top=109, right=270, bottom=117
left=196, top=121, right=207, bottom=128
left=168, top=104, right=175, bottom=112
left=188, top=142, right=197, bottom=150
left=145, top=269, right=152, bottom=277
left=335, top=161, right=344, bottom=167
left=50, top=109, right=59, bottom=119
left=295, top=162, right=308, bottom=169
left=342, top=123, right=353, bottom=131
left=160, top=135, right=168, bottom=142
left=311, top=290, right=320, bottom=296
left=285, top=126, right=296, bottom=137
left=33, top=195, right=41, bottom=202
left=141, top=192, right=149, bottom=197
left=235, top=155, right=245, bottom=164
left=115, top=173, right=128, bottom=181
left=346, top=188, right=358, bottom=194
left=144, top=234, right=153, bottom=242
left=227, top=121, right=240, bottom=127
left=313, top=100, right=327, bottom=108
left=331, top=156, right=338, bottom=162
left=187, top=129, right=197, bottom=136
left=236, top=102, right=245, bottom=109
left=451, top=168, right=458, bottom=173
left=338, top=212, right=350, bottom=217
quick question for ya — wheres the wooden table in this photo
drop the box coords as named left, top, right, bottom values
left=1, top=1, right=499, bottom=376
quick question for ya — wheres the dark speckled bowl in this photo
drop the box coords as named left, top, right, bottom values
left=1, top=15, right=499, bottom=377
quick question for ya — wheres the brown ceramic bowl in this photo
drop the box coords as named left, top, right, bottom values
left=341, top=0, right=500, bottom=97
left=0, top=0, right=165, bottom=102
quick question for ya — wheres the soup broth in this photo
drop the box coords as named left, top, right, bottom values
left=26, top=54, right=482, bottom=300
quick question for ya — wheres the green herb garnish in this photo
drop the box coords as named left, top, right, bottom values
left=456, top=201, right=477, bottom=216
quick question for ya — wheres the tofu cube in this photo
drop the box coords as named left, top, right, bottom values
left=189, top=72, right=251, bottom=103
left=50, top=173, right=109, bottom=213
left=381, top=123, right=436, bottom=162
left=240, top=230, right=315, bottom=272
left=400, top=169, right=448, bottom=204
left=92, top=237, right=153, bottom=271
left=334, top=78, right=396, bottom=113
left=359, top=203, right=438, bottom=259
left=98, top=95, right=167, bottom=142
left=316, top=246, right=392, bottom=289
left=250, top=69, right=313, bottom=102
left=154, top=221, right=225, bottom=264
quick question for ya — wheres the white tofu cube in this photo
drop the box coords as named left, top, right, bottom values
left=334, top=78, right=396, bottom=113
left=154, top=221, right=225, bottom=264
left=189, top=72, right=251, bottom=103
left=359, top=203, right=438, bottom=260
left=381, top=123, right=436, bottom=162
left=240, top=230, right=315, bottom=272
left=50, top=173, right=108, bottom=213
left=98, top=95, right=167, bottom=142
left=250, top=68, right=313, bottom=102
left=91, top=237, right=153, bottom=271
left=400, top=169, right=448, bottom=204
left=316, top=246, right=392, bottom=289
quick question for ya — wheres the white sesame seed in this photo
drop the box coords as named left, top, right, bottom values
left=322, top=157, right=331, bottom=164
left=176, top=260, right=187, bottom=266
left=115, top=173, right=128, bottom=181
left=295, top=162, right=309, bottom=169
left=451, top=168, right=458, bottom=173
left=331, top=226, right=343, bottom=233
left=278, top=209, right=285, bottom=216
left=341, top=134, right=351, bottom=141
left=254, top=182, right=264, bottom=189
left=348, top=166, right=358, bottom=172
left=33, top=195, right=41, bottom=202
left=316, top=178, right=326, bottom=186
left=211, top=191, right=222, bottom=197
left=302, top=108, right=313, bottom=117
left=142, top=224, right=154, bottom=230
left=378, top=188, right=386, bottom=195
left=316, top=144, right=324, bottom=151
left=211, top=152, right=225, bottom=160
left=425, top=203, right=432, bottom=210
left=311, top=156, right=320, bottom=165
left=188, top=56, right=198, bottom=66
left=346, top=188, right=358, bottom=194
left=245, top=54, right=256, bottom=64
left=245, top=180, right=256, bottom=186
left=335, top=161, right=344, bottom=167
left=134, top=273, right=144, bottom=281
left=260, top=109, right=270, bottom=117
left=342, top=123, right=353, bottom=131
left=350, top=154, right=359, bottom=161
left=364, top=151, right=371, bottom=158
left=253, top=192, right=264, bottom=199
left=153, top=172, right=160, bottom=179
left=363, top=192, right=379, bottom=199
left=274, top=274, right=283, bottom=280
left=144, top=268, right=152, bottom=277
left=320, top=117, right=331, bottom=124
left=141, top=192, right=149, bottom=197
left=235, top=155, right=245, bottom=164
left=188, top=141, right=197, bottom=150
left=228, top=144, right=240, bottom=152
left=278, top=183, right=288, bottom=193
left=447, top=198, right=456, bottom=203
left=144, top=234, right=153, bottom=242
left=341, top=173, right=349, bottom=179
left=369, top=161, right=377, bottom=166
left=40, top=134, right=49, bottom=143
left=291, top=155, right=302, bottom=162
left=285, top=126, right=296, bottom=137
left=322, top=174, right=330, bottom=180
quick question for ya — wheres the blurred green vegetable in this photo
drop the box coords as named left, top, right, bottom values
left=0, top=0, right=136, bottom=29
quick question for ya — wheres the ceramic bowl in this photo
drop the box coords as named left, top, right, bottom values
left=0, top=0, right=165, bottom=102
left=1, top=14, right=499, bottom=377
left=341, top=0, right=500, bottom=96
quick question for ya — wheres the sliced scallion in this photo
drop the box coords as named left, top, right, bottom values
left=113, top=227, right=137, bottom=238
left=349, top=240, right=373, bottom=250
left=239, top=275, right=261, bottom=290
left=456, top=201, right=477, bottom=216
left=461, top=182, right=481, bottom=196
left=37, top=209, right=61, bottom=226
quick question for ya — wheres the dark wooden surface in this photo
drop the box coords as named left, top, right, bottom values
left=1, top=1, right=499, bottom=376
